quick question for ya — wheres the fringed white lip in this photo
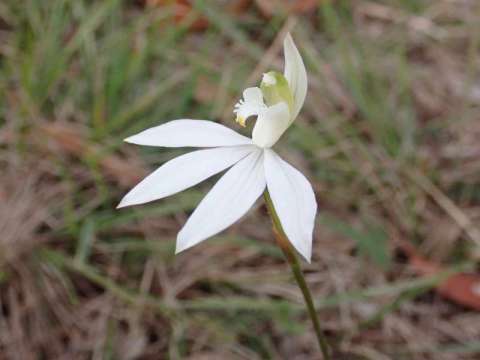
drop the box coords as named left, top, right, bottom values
left=233, top=87, right=266, bottom=127
left=118, top=33, right=315, bottom=262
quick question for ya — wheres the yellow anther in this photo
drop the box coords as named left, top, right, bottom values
left=235, top=115, right=246, bottom=127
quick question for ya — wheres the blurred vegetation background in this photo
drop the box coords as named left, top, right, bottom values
left=1, top=0, right=480, bottom=359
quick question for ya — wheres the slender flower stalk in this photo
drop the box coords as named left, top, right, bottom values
left=264, top=191, right=331, bottom=359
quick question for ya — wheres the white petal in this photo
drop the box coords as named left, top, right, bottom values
left=283, top=33, right=308, bottom=120
left=252, top=102, right=290, bottom=148
left=125, top=120, right=252, bottom=147
left=176, top=149, right=266, bottom=253
left=118, top=145, right=255, bottom=208
left=264, top=149, right=317, bottom=262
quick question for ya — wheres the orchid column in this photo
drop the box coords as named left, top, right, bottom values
left=118, top=33, right=331, bottom=358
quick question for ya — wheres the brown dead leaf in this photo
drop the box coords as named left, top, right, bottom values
left=145, top=0, right=209, bottom=31
left=398, top=239, right=480, bottom=310
left=437, top=274, right=480, bottom=310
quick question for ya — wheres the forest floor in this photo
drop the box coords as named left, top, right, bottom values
left=1, top=1, right=480, bottom=359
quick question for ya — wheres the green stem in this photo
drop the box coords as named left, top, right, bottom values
left=264, top=191, right=331, bottom=360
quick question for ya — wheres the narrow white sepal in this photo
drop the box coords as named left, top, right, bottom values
left=117, top=146, right=255, bottom=208
left=264, top=149, right=317, bottom=262
left=125, top=119, right=253, bottom=148
left=176, top=149, right=266, bottom=254
left=283, top=33, right=308, bottom=121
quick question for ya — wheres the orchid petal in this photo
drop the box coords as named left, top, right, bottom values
left=284, top=33, right=307, bottom=120
left=117, top=145, right=255, bottom=208
left=176, top=150, right=266, bottom=253
left=264, top=149, right=317, bottom=262
left=252, top=102, right=290, bottom=148
left=125, top=120, right=252, bottom=148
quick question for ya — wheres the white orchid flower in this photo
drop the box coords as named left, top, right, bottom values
left=118, top=33, right=316, bottom=262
